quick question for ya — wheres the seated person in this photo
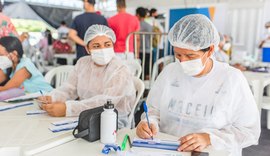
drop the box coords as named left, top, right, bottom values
left=0, top=55, right=12, bottom=86
left=213, top=33, right=229, bottom=63
left=136, top=14, right=260, bottom=156
left=0, top=36, right=53, bottom=93
left=39, top=25, right=136, bottom=128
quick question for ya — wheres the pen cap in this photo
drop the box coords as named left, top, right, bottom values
left=143, top=102, right=148, bottom=113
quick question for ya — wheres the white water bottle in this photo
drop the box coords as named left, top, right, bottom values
left=100, top=100, right=117, bottom=144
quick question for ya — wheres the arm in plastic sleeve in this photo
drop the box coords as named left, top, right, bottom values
left=198, top=72, right=261, bottom=151
left=141, top=66, right=169, bottom=132
left=64, top=66, right=136, bottom=120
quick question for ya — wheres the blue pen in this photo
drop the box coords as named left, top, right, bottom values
left=40, top=90, right=44, bottom=96
left=143, top=101, right=153, bottom=140
left=39, top=90, right=48, bottom=104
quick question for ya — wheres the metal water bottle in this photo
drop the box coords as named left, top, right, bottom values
left=100, top=100, right=117, bottom=144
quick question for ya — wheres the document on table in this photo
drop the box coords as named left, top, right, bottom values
left=26, top=110, right=47, bottom=115
left=51, top=118, right=78, bottom=126
left=0, top=102, right=33, bottom=111
left=4, top=92, right=42, bottom=103
left=49, top=120, right=78, bottom=133
left=116, top=150, right=182, bottom=156
left=132, top=137, right=180, bottom=151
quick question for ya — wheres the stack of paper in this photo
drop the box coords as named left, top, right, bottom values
left=51, top=119, right=78, bottom=126
left=116, top=150, right=183, bottom=156
left=0, top=102, right=33, bottom=111
left=49, top=119, right=78, bottom=133
left=26, top=110, right=47, bottom=115
left=4, top=92, right=42, bottom=103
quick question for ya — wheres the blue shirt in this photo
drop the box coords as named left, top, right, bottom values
left=10, top=58, right=53, bottom=93
left=71, top=12, right=108, bottom=59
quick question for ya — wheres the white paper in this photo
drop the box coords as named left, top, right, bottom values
left=26, top=110, right=47, bottom=115
left=116, top=150, right=183, bottom=156
left=4, top=92, right=42, bottom=102
left=133, top=137, right=180, bottom=146
left=0, top=102, right=33, bottom=111
left=51, top=118, right=78, bottom=126
left=49, top=122, right=78, bottom=133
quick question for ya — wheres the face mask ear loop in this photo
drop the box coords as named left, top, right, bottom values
left=200, top=51, right=209, bottom=67
left=85, top=43, right=91, bottom=55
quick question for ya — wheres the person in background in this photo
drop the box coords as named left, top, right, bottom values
left=259, top=21, right=270, bottom=49
left=38, top=29, right=54, bottom=65
left=0, top=1, right=18, bottom=38
left=0, top=36, right=53, bottom=93
left=136, top=7, right=153, bottom=79
left=20, top=32, right=33, bottom=58
left=39, top=25, right=136, bottom=128
left=69, top=0, right=108, bottom=60
left=222, top=35, right=233, bottom=58
left=136, top=14, right=260, bottom=156
left=146, top=8, right=165, bottom=63
left=108, top=0, right=140, bottom=60
left=57, top=21, right=70, bottom=39
left=213, top=33, right=229, bottom=63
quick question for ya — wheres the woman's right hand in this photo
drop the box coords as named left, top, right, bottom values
left=136, top=121, right=158, bottom=139
left=37, top=96, right=52, bottom=104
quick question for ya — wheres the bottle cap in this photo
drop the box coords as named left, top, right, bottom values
left=104, top=100, right=114, bottom=109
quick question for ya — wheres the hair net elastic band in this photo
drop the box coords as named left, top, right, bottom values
left=84, top=25, right=116, bottom=45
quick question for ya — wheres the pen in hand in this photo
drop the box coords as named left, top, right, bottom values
left=143, top=101, right=153, bottom=140
left=39, top=90, right=48, bottom=104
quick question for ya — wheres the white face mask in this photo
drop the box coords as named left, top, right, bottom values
left=176, top=53, right=208, bottom=77
left=0, top=56, right=13, bottom=70
left=91, top=48, right=115, bottom=65
left=60, top=39, right=68, bottom=43
left=223, top=43, right=231, bottom=51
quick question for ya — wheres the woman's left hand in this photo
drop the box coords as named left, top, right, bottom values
left=42, top=102, right=66, bottom=117
left=178, top=133, right=211, bottom=152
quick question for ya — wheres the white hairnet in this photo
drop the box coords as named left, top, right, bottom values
left=84, top=24, right=116, bottom=45
left=168, top=14, right=220, bottom=51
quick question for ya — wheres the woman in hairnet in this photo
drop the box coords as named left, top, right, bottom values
left=39, top=25, right=136, bottom=128
left=136, top=14, right=260, bottom=156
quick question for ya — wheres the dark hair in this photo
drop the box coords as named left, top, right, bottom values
left=85, top=0, right=95, bottom=5
left=0, top=36, right=24, bottom=79
left=45, top=29, right=53, bottom=45
left=150, top=8, right=157, bottom=16
left=200, top=47, right=210, bottom=52
left=117, top=0, right=126, bottom=8
left=136, top=7, right=147, bottom=18
left=0, top=36, right=24, bottom=58
left=0, top=1, right=3, bottom=12
left=61, top=21, right=66, bottom=25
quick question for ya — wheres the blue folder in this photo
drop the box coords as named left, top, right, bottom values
left=132, top=138, right=180, bottom=151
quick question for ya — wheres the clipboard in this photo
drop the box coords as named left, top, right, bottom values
left=132, top=137, right=180, bottom=151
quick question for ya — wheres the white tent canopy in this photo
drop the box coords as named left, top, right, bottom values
left=3, top=1, right=45, bottom=21
left=3, top=2, right=55, bottom=30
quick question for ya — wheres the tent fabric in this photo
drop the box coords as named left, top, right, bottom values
left=29, top=5, right=74, bottom=28
left=3, top=2, right=44, bottom=21
left=3, top=2, right=78, bottom=29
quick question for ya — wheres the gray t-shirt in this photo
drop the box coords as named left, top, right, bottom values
left=140, top=21, right=153, bottom=53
